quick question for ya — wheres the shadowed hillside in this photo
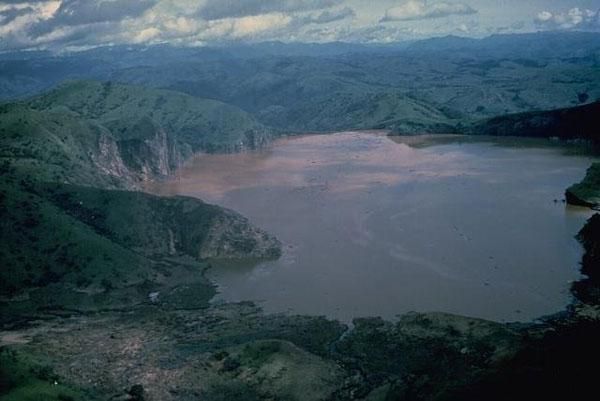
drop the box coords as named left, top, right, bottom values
left=464, top=101, right=600, bottom=144
left=566, top=163, right=600, bottom=208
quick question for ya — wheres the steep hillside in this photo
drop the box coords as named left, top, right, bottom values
left=0, top=168, right=280, bottom=320
left=0, top=81, right=273, bottom=188
left=0, top=82, right=281, bottom=320
left=29, top=81, right=271, bottom=152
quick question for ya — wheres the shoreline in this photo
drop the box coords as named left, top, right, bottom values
left=2, top=131, right=599, bottom=401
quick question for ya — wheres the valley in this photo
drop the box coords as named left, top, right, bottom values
left=1, top=31, right=600, bottom=401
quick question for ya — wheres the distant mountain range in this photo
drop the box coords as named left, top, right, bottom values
left=1, top=31, right=599, bottom=134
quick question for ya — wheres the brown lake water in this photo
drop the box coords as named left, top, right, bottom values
left=147, top=132, right=597, bottom=323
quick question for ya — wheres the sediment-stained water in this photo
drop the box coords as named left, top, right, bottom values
left=146, top=133, right=596, bottom=322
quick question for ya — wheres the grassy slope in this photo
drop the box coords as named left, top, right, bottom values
left=0, top=171, right=217, bottom=318
left=0, top=103, right=121, bottom=187
left=0, top=82, right=280, bottom=320
left=29, top=80, right=270, bottom=152
left=127, top=62, right=462, bottom=134
left=110, top=49, right=600, bottom=132
left=0, top=348, right=102, bottom=401
left=262, top=91, right=456, bottom=134
left=566, top=163, right=600, bottom=207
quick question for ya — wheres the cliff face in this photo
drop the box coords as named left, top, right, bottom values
left=198, top=210, right=281, bottom=259
left=116, top=118, right=173, bottom=181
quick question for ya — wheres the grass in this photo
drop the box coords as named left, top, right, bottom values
left=0, top=166, right=277, bottom=319
left=0, top=349, right=100, bottom=401
left=28, top=80, right=269, bottom=153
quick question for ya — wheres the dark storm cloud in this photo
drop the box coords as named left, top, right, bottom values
left=29, top=0, right=158, bottom=37
left=198, top=0, right=342, bottom=20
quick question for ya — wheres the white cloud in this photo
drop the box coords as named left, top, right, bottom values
left=381, top=0, right=476, bottom=22
left=29, top=0, right=159, bottom=37
left=536, top=11, right=553, bottom=22
left=197, top=0, right=341, bottom=20
left=0, top=1, right=61, bottom=49
left=132, top=26, right=161, bottom=43
left=227, top=13, right=293, bottom=37
left=1, top=1, right=597, bottom=52
left=535, top=7, right=600, bottom=31
left=303, top=6, right=355, bottom=24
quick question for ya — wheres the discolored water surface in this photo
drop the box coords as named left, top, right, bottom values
left=147, top=132, right=597, bottom=322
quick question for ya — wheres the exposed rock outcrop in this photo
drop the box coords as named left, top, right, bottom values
left=199, top=210, right=281, bottom=260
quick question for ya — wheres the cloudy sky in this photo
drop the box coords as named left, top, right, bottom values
left=0, top=0, right=599, bottom=51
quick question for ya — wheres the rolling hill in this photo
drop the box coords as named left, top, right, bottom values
left=1, top=32, right=599, bottom=134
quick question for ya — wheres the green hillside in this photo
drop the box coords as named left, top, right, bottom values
left=259, top=91, right=456, bottom=134
left=0, top=82, right=281, bottom=321
left=0, top=81, right=273, bottom=189
left=29, top=81, right=271, bottom=152
left=566, top=163, right=600, bottom=208
left=0, top=169, right=280, bottom=320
